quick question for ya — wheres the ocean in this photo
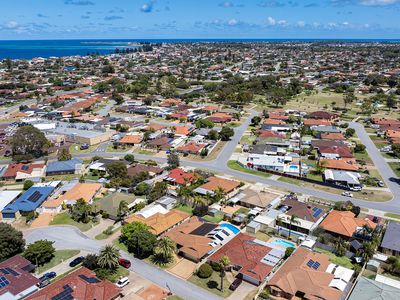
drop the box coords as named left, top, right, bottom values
left=0, top=39, right=399, bottom=60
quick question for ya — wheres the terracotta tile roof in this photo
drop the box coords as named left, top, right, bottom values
left=127, top=164, right=164, bottom=177
left=208, top=233, right=273, bottom=283
left=267, top=247, right=342, bottom=300
left=386, top=130, right=400, bottom=139
left=308, top=111, right=339, bottom=120
left=167, top=168, right=195, bottom=185
left=0, top=255, right=39, bottom=298
left=3, top=163, right=45, bottom=178
left=321, top=132, right=346, bottom=140
left=372, top=117, right=400, bottom=126
left=119, top=135, right=142, bottom=144
left=198, top=176, right=240, bottom=194
left=126, top=209, right=189, bottom=236
left=177, top=141, right=207, bottom=154
left=304, top=119, right=333, bottom=126
left=319, top=210, right=377, bottom=238
left=27, top=267, right=120, bottom=300
left=263, top=118, right=285, bottom=125
left=317, top=145, right=353, bottom=158
left=173, top=125, right=195, bottom=136
left=320, top=159, right=359, bottom=171
left=164, top=216, right=216, bottom=260
left=255, top=130, right=286, bottom=138
left=145, top=123, right=166, bottom=131
left=45, top=183, right=101, bottom=207
left=268, top=113, right=289, bottom=121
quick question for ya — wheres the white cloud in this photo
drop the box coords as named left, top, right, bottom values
left=266, top=16, right=276, bottom=25
left=360, top=0, right=399, bottom=5
left=228, top=18, right=238, bottom=26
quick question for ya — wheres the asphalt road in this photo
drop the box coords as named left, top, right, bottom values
left=24, top=226, right=222, bottom=300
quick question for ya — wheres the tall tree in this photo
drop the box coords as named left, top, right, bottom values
left=167, top=150, right=180, bottom=169
left=0, top=223, right=25, bottom=262
left=58, top=148, right=72, bottom=161
left=71, top=198, right=92, bottom=223
left=288, top=215, right=300, bottom=239
left=117, top=200, right=129, bottom=219
left=23, top=240, right=55, bottom=266
left=97, top=245, right=120, bottom=270
left=9, top=125, right=51, bottom=160
left=154, top=237, right=176, bottom=263
left=219, top=256, right=231, bottom=292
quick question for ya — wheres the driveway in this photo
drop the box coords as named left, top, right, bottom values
left=24, top=226, right=222, bottom=300
left=227, top=281, right=258, bottom=300
left=168, top=258, right=197, bottom=279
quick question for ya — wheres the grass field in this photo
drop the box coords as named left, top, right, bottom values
left=37, top=250, right=80, bottom=273
left=112, top=238, right=128, bottom=252
left=69, top=144, right=96, bottom=154
left=389, top=162, right=400, bottom=177
left=384, top=213, right=400, bottom=220
left=202, top=214, right=224, bottom=223
left=188, top=271, right=233, bottom=298
left=314, top=247, right=353, bottom=269
left=174, top=204, right=194, bottom=216
left=227, top=160, right=272, bottom=178
left=50, top=212, right=98, bottom=232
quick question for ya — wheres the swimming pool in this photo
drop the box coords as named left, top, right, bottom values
left=270, top=238, right=296, bottom=248
left=219, top=223, right=240, bottom=234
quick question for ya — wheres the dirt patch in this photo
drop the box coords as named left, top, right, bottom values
left=168, top=258, right=198, bottom=280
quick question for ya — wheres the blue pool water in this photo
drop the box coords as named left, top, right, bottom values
left=219, top=223, right=240, bottom=234
left=271, top=238, right=296, bottom=248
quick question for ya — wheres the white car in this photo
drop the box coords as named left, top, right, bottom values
left=116, top=277, right=130, bottom=288
left=342, top=192, right=353, bottom=197
left=349, top=186, right=362, bottom=192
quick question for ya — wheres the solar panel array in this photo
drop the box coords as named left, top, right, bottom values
left=51, top=285, right=73, bottom=300
left=312, top=207, right=323, bottom=218
left=0, top=276, right=10, bottom=288
left=307, top=259, right=314, bottom=267
left=21, top=165, right=29, bottom=171
left=27, top=191, right=43, bottom=203
left=0, top=268, right=19, bottom=276
left=306, top=259, right=320, bottom=270
left=78, top=274, right=100, bottom=284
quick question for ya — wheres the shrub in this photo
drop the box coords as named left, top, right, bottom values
left=23, top=180, right=34, bottom=190
left=103, top=226, right=114, bottom=236
left=210, top=261, right=222, bottom=272
left=207, top=280, right=218, bottom=289
left=285, top=247, right=295, bottom=258
left=197, top=263, right=213, bottom=278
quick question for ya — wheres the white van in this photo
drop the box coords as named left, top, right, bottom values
left=116, top=277, right=130, bottom=288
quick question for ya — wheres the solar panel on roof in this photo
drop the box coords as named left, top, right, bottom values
left=307, top=259, right=314, bottom=267
left=51, top=285, right=73, bottom=300
left=0, top=268, right=9, bottom=275
left=21, top=165, right=29, bottom=171
left=27, top=191, right=42, bottom=203
left=312, top=207, right=318, bottom=212
left=313, top=262, right=320, bottom=270
left=312, top=208, right=323, bottom=218
left=0, top=276, right=10, bottom=288
left=5, top=268, right=18, bottom=276
left=78, top=274, right=100, bottom=283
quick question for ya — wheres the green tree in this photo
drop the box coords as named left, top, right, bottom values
left=167, top=150, right=180, bottom=169
left=148, top=182, right=168, bottom=202
left=71, top=198, right=92, bottom=223
left=387, top=256, right=400, bottom=275
left=0, top=223, right=25, bottom=262
left=345, top=128, right=355, bottom=138
left=154, top=237, right=176, bottom=263
left=124, top=154, right=135, bottom=164
left=134, top=182, right=151, bottom=196
left=195, top=119, right=215, bottom=129
left=285, top=247, right=295, bottom=258
left=58, top=148, right=72, bottom=161
left=82, top=254, right=99, bottom=270
left=97, top=245, right=120, bottom=270
left=206, top=130, right=219, bottom=140
left=219, top=256, right=230, bottom=292
left=23, top=240, right=55, bottom=266
left=126, top=229, right=157, bottom=258
left=335, top=238, right=347, bottom=257
left=276, top=216, right=284, bottom=236
left=251, top=116, right=262, bottom=126
left=106, top=161, right=128, bottom=179
left=219, top=126, right=234, bottom=141
left=23, top=180, right=34, bottom=190
left=197, top=263, right=213, bottom=278
left=9, top=125, right=51, bottom=160
left=117, top=200, right=129, bottom=219
left=288, top=215, right=300, bottom=239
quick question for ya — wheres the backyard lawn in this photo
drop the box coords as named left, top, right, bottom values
left=37, top=250, right=80, bottom=273
left=314, top=247, right=353, bottom=269
left=389, top=162, right=400, bottom=177
left=175, top=204, right=194, bottom=216
left=202, top=214, right=224, bottom=223
left=50, top=212, right=98, bottom=232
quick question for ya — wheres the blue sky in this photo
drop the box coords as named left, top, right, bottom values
left=0, top=0, right=400, bottom=39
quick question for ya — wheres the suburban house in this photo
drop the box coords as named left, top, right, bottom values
left=319, top=210, right=377, bottom=240
left=176, top=141, right=208, bottom=155
left=127, top=164, right=163, bottom=177
left=380, top=222, right=400, bottom=256
left=348, top=277, right=400, bottom=300
left=0, top=255, right=39, bottom=300
left=46, top=158, right=84, bottom=176
left=208, top=233, right=284, bottom=286
left=124, top=205, right=190, bottom=236
left=165, top=168, right=195, bottom=186
left=233, top=188, right=281, bottom=209
left=266, top=246, right=354, bottom=300
left=1, top=186, right=55, bottom=220
left=319, top=159, right=359, bottom=172
left=0, top=190, right=23, bottom=221
left=146, top=136, right=172, bottom=151
left=96, top=193, right=138, bottom=220
left=26, top=267, right=121, bottom=300
left=308, top=111, right=339, bottom=120
left=324, top=170, right=362, bottom=188
left=1, top=163, right=46, bottom=181
left=164, top=216, right=217, bottom=262
left=118, top=134, right=142, bottom=146
left=194, top=176, right=241, bottom=197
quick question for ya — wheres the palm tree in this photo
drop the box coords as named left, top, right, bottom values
left=288, top=215, right=300, bottom=239
left=334, top=237, right=347, bottom=257
left=387, top=256, right=400, bottom=275
left=359, top=242, right=375, bottom=262
left=117, top=200, right=129, bottom=220
left=213, top=187, right=226, bottom=204
left=97, top=245, right=120, bottom=270
left=219, top=256, right=230, bottom=292
left=276, top=216, right=284, bottom=236
left=154, top=237, right=176, bottom=263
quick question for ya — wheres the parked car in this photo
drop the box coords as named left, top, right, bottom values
left=118, top=258, right=131, bottom=269
left=80, top=144, right=89, bottom=150
left=229, top=278, right=243, bottom=291
left=349, top=186, right=362, bottom=192
left=116, top=277, right=130, bottom=288
left=377, top=181, right=384, bottom=187
left=69, top=256, right=84, bottom=267
left=40, top=272, right=56, bottom=281
left=342, top=192, right=353, bottom=197
left=37, top=278, right=51, bottom=288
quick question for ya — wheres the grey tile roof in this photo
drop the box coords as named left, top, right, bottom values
left=381, top=222, right=400, bottom=252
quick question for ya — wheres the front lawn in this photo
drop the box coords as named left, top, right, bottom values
left=314, top=247, right=353, bottom=269
left=188, top=271, right=233, bottom=298
left=112, top=238, right=128, bottom=252
left=389, top=162, right=400, bottom=177
left=227, top=160, right=271, bottom=178
left=50, top=212, right=98, bottom=232
left=102, top=266, right=130, bottom=283
left=37, top=250, right=80, bottom=273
